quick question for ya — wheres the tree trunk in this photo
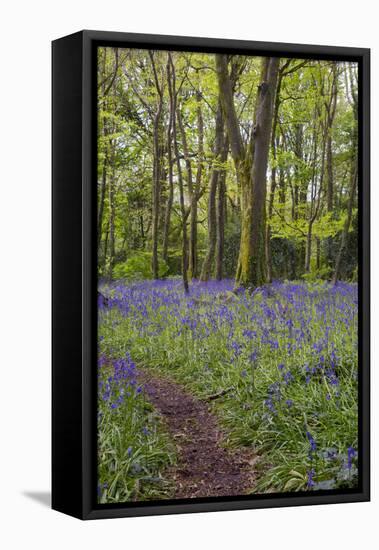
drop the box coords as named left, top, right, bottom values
left=216, top=54, right=279, bottom=289
left=246, top=58, right=279, bottom=288
left=98, top=49, right=108, bottom=252
left=151, top=115, right=162, bottom=279
left=326, top=66, right=338, bottom=268
left=316, top=237, right=321, bottom=270
left=177, top=107, right=198, bottom=279
left=162, top=56, right=174, bottom=263
left=149, top=51, right=164, bottom=280
left=193, top=91, right=204, bottom=279
left=239, top=58, right=280, bottom=288
left=108, top=142, right=116, bottom=278
left=304, top=224, right=313, bottom=273
left=98, top=150, right=108, bottom=251
left=304, top=109, right=326, bottom=274
left=102, top=220, right=109, bottom=273
left=215, top=137, right=229, bottom=280
left=332, top=166, right=357, bottom=284
left=265, top=66, right=284, bottom=283
left=215, top=54, right=250, bottom=286
left=139, top=215, right=146, bottom=248
left=168, top=54, right=189, bottom=293
left=200, top=103, right=225, bottom=281
left=332, top=63, right=358, bottom=285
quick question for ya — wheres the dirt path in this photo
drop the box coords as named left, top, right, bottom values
left=139, top=370, right=257, bottom=499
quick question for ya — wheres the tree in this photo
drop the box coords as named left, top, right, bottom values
left=333, top=64, right=358, bottom=284
left=168, top=53, right=189, bottom=293
left=216, top=54, right=279, bottom=288
left=148, top=51, right=165, bottom=280
left=200, top=102, right=227, bottom=281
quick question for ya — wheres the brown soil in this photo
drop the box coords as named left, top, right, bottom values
left=139, top=370, right=258, bottom=499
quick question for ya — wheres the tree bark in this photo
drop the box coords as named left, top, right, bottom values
left=200, top=103, right=225, bottom=281
left=168, top=54, right=189, bottom=293
left=215, top=55, right=249, bottom=285
left=265, top=65, right=284, bottom=282
left=192, top=91, right=204, bottom=279
left=149, top=51, right=164, bottom=280
left=332, top=165, right=357, bottom=284
left=245, top=58, right=280, bottom=288
left=215, top=137, right=229, bottom=280
left=216, top=54, right=279, bottom=289
left=108, top=140, right=116, bottom=278
left=326, top=65, right=338, bottom=268
left=333, top=67, right=358, bottom=284
left=97, top=49, right=108, bottom=252
left=98, top=149, right=108, bottom=251
left=177, top=105, right=199, bottom=279
left=304, top=109, right=326, bottom=273
left=162, top=56, right=174, bottom=263
left=103, top=219, right=109, bottom=274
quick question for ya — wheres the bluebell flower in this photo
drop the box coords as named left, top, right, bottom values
left=249, top=350, right=258, bottom=362
left=347, top=446, right=356, bottom=469
left=283, top=371, right=294, bottom=385
left=307, top=468, right=316, bottom=488
left=306, top=431, right=317, bottom=453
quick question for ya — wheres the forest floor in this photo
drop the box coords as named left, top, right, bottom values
left=98, top=279, right=358, bottom=501
left=138, top=368, right=258, bottom=499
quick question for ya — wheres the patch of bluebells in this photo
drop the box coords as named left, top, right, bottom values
left=98, top=352, right=140, bottom=411
left=98, top=278, right=358, bottom=492
left=97, top=349, right=174, bottom=503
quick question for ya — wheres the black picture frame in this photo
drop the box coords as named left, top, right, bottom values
left=52, top=30, right=370, bottom=520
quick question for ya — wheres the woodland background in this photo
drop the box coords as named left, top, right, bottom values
left=97, top=48, right=358, bottom=288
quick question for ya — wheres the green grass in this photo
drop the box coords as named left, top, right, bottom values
left=97, top=359, right=176, bottom=503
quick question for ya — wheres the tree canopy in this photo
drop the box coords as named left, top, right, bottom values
left=97, top=47, right=358, bottom=289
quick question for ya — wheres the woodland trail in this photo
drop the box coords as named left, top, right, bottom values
left=138, top=370, right=258, bottom=499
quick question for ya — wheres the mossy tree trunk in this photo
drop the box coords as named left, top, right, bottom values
left=246, top=58, right=279, bottom=287
left=216, top=54, right=279, bottom=289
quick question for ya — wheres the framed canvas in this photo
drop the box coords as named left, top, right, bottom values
left=52, top=30, right=370, bottom=520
